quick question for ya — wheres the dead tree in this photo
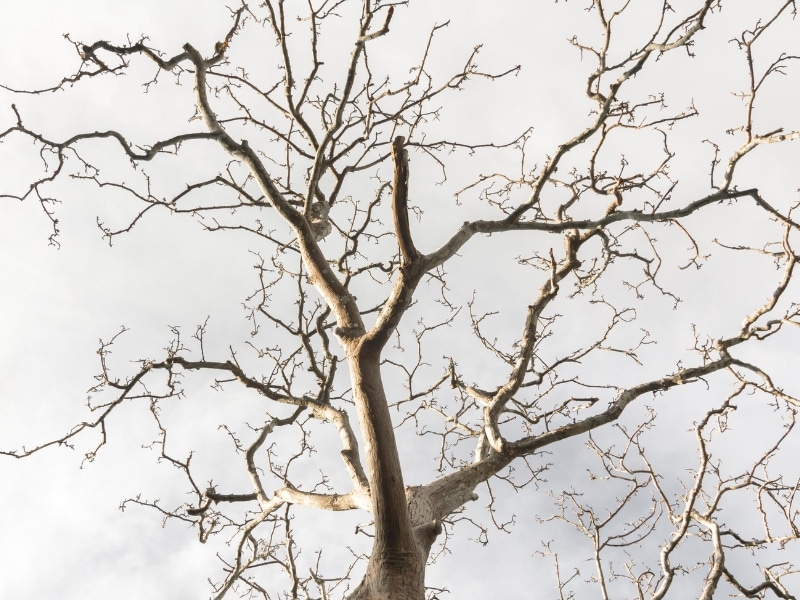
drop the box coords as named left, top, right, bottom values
left=2, top=1, right=800, bottom=598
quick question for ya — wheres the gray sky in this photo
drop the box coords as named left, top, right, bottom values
left=2, top=1, right=800, bottom=598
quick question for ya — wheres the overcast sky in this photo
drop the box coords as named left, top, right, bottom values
left=2, top=1, right=800, bottom=598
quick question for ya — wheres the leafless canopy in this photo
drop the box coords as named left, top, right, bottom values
left=2, top=1, right=800, bottom=598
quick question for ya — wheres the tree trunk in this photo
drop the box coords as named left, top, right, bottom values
left=344, top=340, right=441, bottom=599
left=348, top=545, right=427, bottom=600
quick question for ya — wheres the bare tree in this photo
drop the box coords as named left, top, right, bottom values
left=2, top=1, right=800, bottom=598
